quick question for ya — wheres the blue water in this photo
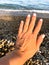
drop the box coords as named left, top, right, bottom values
left=0, top=0, right=49, bottom=10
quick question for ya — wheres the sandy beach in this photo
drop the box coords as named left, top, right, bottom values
left=0, top=9, right=49, bottom=65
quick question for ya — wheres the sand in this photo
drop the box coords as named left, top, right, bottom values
left=0, top=14, right=49, bottom=65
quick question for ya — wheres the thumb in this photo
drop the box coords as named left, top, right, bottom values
left=36, top=34, right=45, bottom=51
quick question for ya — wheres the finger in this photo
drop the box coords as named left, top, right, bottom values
left=33, top=19, right=43, bottom=37
left=18, top=20, right=24, bottom=36
left=36, top=34, right=45, bottom=51
left=23, top=14, right=30, bottom=33
left=28, top=13, right=36, bottom=33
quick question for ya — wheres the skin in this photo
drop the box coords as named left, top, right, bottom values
left=0, top=13, right=45, bottom=65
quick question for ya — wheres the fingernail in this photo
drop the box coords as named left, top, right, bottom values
left=33, top=13, right=36, bottom=16
left=42, top=34, right=45, bottom=38
left=38, top=50, right=41, bottom=53
left=28, top=14, right=30, bottom=17
left=21, top=20, right=23, bottom=23
left=40, top=19, right=43, bottom=22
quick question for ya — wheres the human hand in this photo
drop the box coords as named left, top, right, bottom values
left=0, top=13, right=45, bottom=65
left=16, top=13, right=45, bottom=62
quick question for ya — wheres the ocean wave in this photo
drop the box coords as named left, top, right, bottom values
left=0, top=0, right=49, bottom=10
left=0, top=9, right=49, bottom=13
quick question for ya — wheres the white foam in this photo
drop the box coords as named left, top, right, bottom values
left=0, top=9, right=49, bottom=14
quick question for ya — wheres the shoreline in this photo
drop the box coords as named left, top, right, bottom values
left=0, top=9, right=49, bottom=18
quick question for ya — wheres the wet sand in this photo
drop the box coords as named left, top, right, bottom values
left=0, top=15, right=49, bottom=65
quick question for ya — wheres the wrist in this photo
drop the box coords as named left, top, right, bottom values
left=9, top=50, right=27, bottom=65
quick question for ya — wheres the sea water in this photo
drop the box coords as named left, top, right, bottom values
left=0, top=0, right=49, bottom=10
